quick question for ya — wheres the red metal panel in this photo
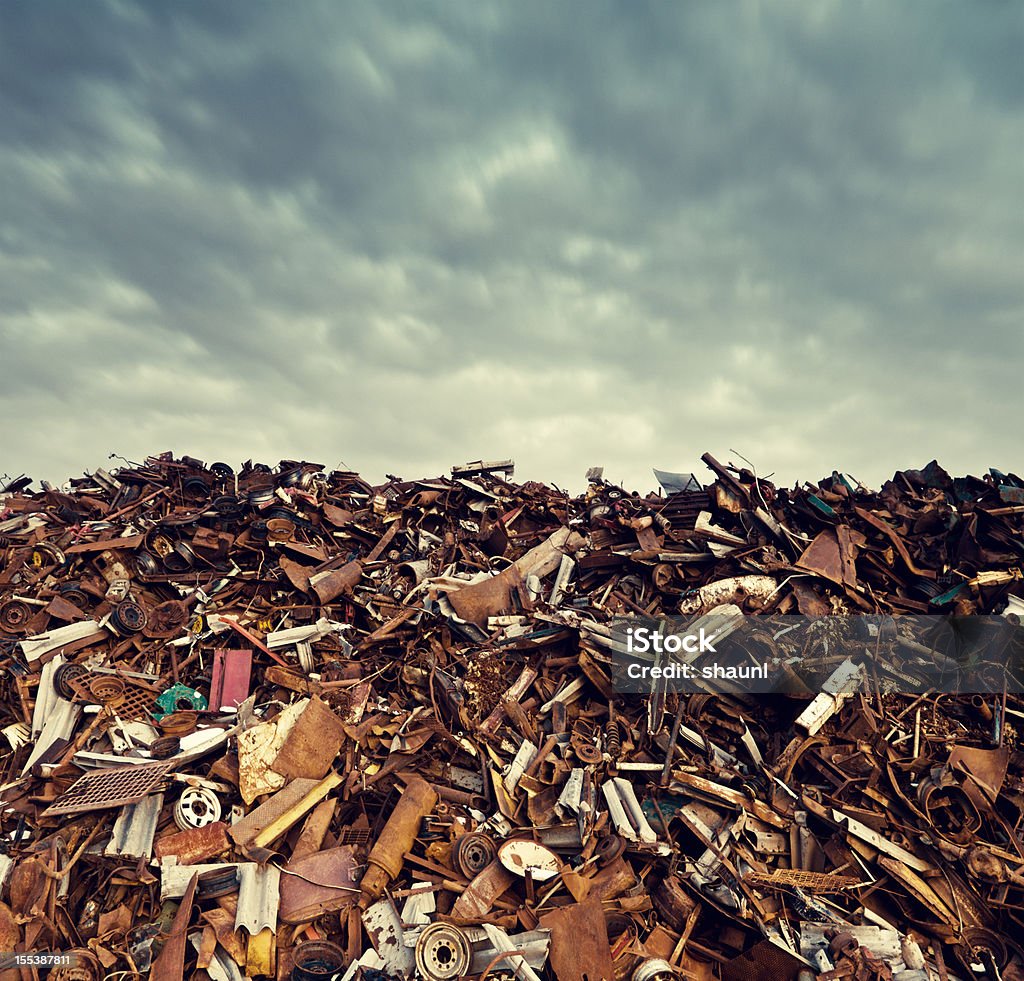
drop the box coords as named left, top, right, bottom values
left=209, top=648, right=252, bottom=711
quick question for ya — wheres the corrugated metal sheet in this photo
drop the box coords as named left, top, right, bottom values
left=22, top=698, right=81, bottom=774
left=105, top=793, right=164, bottom=860
left=235, top=862, right=280, bottom=934
left=32, top=654, right=64, bottom=737
left=159, top=862, right=236, bottom=901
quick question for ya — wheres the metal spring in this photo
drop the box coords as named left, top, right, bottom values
left=605, top=719, right=622, bottom=759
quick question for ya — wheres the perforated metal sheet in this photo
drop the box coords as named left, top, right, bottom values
left=43, top=760, right=172, bottom=816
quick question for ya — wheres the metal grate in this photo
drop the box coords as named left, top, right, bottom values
left=338, top=827, right=373, bottom=846
left=658, top=489, right=712, bottom=531
left=43, top=760, right=172, bottom=817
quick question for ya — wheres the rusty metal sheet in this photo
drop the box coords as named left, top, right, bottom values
left=446, top=565, right=530, bottom=627
left=154, top=821, right=231, bottom=865
left=948, top=745, right=1009, bottom=806
left=540, top=897, right=616, bottom=981
left=796, top=527, right=863, bottom=587
left=279, top=845, right=360, bottom=923
left=451, top=860, right=516, bottom=920
left=63, top=535, right=146, bottom=554
left=270, top=695, right=346, bottom=781
left=150, top=871, right=197, bottom=981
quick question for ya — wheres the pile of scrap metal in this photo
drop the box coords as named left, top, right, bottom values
left=0, top=451, right=1022, bottom=981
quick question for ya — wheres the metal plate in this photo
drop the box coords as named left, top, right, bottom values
left=497, top=838, right=561, bottom=881
left=43, top=760, right=172, bottom=817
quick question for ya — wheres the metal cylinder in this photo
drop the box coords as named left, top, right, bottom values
left=970, top=694, right=993, bottom=722
left=358, top=776, right=437, bottom=908
left=312, top=561, right=363, bottom=604
left=434, top=784, right=490, bottom=811
left=398, top=559, right=431, bottom=584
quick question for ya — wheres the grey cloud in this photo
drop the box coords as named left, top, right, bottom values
left=2, top=1, right=1023, bottom=494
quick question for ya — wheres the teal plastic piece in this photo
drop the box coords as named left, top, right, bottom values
left=930, top=583, right=965, bottom=606
left=807, top=495, right=835, bottom=516
left=153, top=683, right=208, bottom=720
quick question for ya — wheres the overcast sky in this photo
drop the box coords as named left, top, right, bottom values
left=2, top=2, right=1022, bottom=494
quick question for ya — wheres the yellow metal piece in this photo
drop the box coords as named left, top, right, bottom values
left=251, top=771, right=343, bottom=850
left=246, top=927, right=275, bottom=977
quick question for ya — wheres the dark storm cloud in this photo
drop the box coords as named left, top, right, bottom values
left=1, top=1, right=1023, bottom=492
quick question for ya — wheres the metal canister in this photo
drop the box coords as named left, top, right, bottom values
left=357, top=776, right=437, bottom=908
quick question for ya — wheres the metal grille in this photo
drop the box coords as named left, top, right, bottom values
left=658, top=489, right=712, bottom=530
left=338, top=827, right=373, bottom=846
left=43, top=760, right=172, bottom=816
